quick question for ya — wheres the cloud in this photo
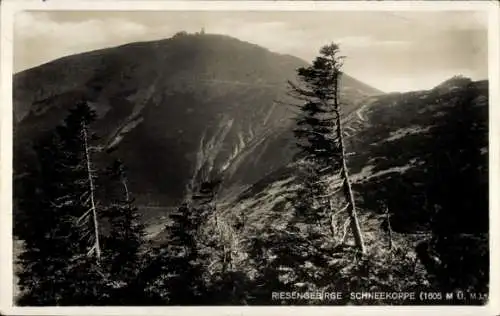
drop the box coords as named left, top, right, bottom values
left=388, top=11, right=488, bottom=31
left=17, top=11, right=147, bottom=42
left=337, top=36, right=410, bottom=49
left=13, top=11, right=488, bottom=92
left=14, top=11, right=147, bottom=71
left=210, top=19, right=306, bottom=52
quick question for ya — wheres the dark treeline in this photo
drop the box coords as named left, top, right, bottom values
left=14, top=43, right=488, bottom=305
left=14, top=101, right=244, bottom=305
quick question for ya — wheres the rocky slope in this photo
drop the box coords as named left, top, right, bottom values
left=13, top=33, right=381, bottom=225
left=226, top=76, right=488, bottom=236
left=13, top=34, right=489, bottom=299
left=219, top=76, right=489, bottom=298
left=14, top=33, right=487, bottom=239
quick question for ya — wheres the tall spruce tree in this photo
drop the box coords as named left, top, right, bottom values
left=290, top=43, right=365, bottom=253
left=167, top=180, right=225, bottom=303
left=139, top=181, right=221, bottom=304
left=100, top=160, right=147, bottom=304
left=16, top=101, right=106, bottom=305
left=57, top=101, right=103, bottom=266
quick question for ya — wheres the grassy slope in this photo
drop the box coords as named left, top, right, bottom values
left=14, top=33, right=380, bottom=209
left=195, top=78, right=489, bottom=304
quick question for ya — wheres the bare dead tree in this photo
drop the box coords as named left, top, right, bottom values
left=332, top=89, right=365, bottom=252
left=326, top=44, right=366, bottom=253
left=383, top=204, right=393, bottom=251
left=82, top=123, right=101, bottom=264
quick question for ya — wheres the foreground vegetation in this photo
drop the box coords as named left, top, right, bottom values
left=14, top=42, right=488, bottom=305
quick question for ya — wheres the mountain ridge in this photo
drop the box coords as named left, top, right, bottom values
left=14, top=34, right=382, bottom=121
left=223, top=77, right=488, bottom=233
left=14, top=33, right=487, bottom=238
left=12, top=32, right=489, bottom=304
left=13, top=33, right=381, bottom=212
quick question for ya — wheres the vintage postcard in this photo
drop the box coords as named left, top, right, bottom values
left=1, top=1, right=499, bottom=315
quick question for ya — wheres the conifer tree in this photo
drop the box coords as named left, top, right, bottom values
left=16, top=101, right=106, bottom=305
left=170, top=180, right=226, bottom=303
left=290, top=43, right=365, bottom=253
left=57, top=101, right=103, bottom=265
left=140, top=181, right=221, bottom=304
left=100, top=160, right=147, bottom=304
left=140, top=204, right=207, bottom=304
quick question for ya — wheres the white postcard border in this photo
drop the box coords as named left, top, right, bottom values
left=1, top=1, right=498, bottom=315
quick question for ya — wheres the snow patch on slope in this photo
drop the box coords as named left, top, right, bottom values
left=105, top=115, right=144, bottom=151
left=352, top=157, right=423, bottom=183
left=385, top=125, right=431, bottom=142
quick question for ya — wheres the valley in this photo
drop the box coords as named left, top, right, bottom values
left=12, top=33, right=489, bottom=305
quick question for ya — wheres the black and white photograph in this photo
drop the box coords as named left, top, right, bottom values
left=1, top=0, right=499, bottom=313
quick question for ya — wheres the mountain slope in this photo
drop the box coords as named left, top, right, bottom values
left=227, top=77, right=488, bottom=235
left=349, top=77, right=488, bottom=233
left=12, top=34, right=488, bottom=301
left=219, top=77, right=489, bottom=298
left=14, top=33, right=381, bottom=211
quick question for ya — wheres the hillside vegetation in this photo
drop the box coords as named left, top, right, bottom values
left=221, top=76, right=488, bottom=303
left=13, top=33, right=488, bottom=305
left=14, top=33, right=380, bottom=209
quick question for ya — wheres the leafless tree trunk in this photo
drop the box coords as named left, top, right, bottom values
left=385, top=205, right=393, bottom=251
left=120, top=168, right=130, bottom=202
left=82, top=124, right=101, bottom=264
left=332, top=72, right=366, bottom=254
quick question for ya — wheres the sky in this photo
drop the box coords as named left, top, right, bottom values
left=14, top=10, right=488, bottom=92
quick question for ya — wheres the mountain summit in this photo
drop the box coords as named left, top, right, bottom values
left=14, top=33, right=381, bottom=208
left=12, top=33, right=489, bottom=303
